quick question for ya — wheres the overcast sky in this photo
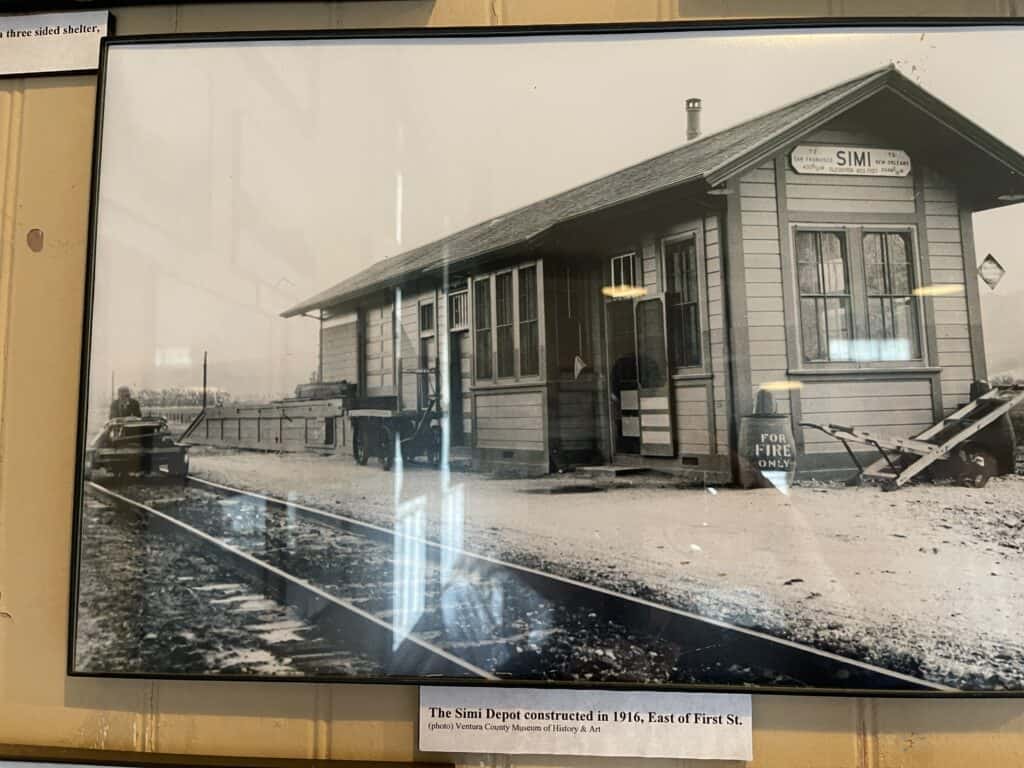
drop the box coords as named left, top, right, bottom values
left=90, top=25, right=1024, bottom=407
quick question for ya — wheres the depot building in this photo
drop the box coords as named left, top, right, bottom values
left=271, top=65, right=1024, bottom=480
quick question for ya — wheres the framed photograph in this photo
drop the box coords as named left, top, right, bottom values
left=72, top=19, right=1024, bottom=694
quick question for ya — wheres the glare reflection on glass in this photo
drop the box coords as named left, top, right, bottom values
left=393, top=495, right=426, bottom=649
left=828, top=337, right=913, bottom=361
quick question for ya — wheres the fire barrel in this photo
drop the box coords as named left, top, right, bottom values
left=737, top=389, right=797, bottom=489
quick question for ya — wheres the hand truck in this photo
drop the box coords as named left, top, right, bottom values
left=801, top=384, right=1024, bottom=490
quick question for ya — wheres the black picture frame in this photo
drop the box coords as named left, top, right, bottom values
left=69, top=17, right=1024, bottom=696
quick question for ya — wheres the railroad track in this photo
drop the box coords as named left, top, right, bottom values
left=84, top=476, right=952, bottom=691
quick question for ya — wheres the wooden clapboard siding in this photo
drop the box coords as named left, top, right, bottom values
left=399, top=290, right=419, bottom=409
left=551, top=381, right=598, bottom=453
left=740, top=162, right=790, bottom=416
left=704, top=214, right=729, bottom=454
left=923, top=169, right=977, bottom=413
left=673, top=382, right=710, bottom=454
left=641, top=238, right=658, bottom=290
left=783, top=123, right=916, bottom=217
left=475, top=389, right=546, bottom=450
left=799, top=378, right=934, bottom=454
left=193, top=401, right=346, bottom=453
left=454, top=331, right=473, bottom=439
left=320, top=320, right=358, bottom=383
left=363, top=300, right=394, bottom=396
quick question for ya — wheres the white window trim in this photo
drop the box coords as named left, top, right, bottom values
left=661, top=229, right=709, bottom=375
left=471, top=260, right=545, bottom=385
left=789, top=222, right=929, bottom=369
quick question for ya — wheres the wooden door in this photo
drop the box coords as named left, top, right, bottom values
left=634, top=296, right=675, bottom=457
left=605, top=299, right=640, bottom=454
left=448, top=331, right=470, bottom=446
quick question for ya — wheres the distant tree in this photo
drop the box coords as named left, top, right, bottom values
left=135, top=387, right=232, bottom=407
left=991, top=373, right=1023, bottom=387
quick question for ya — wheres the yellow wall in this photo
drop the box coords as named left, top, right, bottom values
left=3, top=3, right=1024, bottom=766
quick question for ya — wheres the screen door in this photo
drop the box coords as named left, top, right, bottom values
left=634, top=296, right=674, bottom=457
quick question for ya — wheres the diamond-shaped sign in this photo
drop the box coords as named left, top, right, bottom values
left=979, top=254, right=1006, bottom=290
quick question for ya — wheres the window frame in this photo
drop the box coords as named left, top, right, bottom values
left=790, top=223, right=928, bottom=370
left=517, top=264, right=540, bottom=377
left=470, top=260, right=545, bottom=385
left=417, top=297, right=436, bottom=409
left=793, top=226, right=854, bottom=364
left=471, top=275, right=493, bottom=382
left=448, top=288, right=470, bottom=332
left=494, top=268, right=516, bottom=380
left=661, top=231, right=707, bottom=373
left=861, top=228, right=922, bottom=361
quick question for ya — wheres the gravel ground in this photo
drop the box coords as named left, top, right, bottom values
left=185, top=449, right=1024, bottom=690
left=74, top=492, right=383, bottom=678
left=116, top=481, right=807, bottom=686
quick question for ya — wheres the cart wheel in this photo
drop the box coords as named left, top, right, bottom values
left=426, top=426, right=442, bottom=468
left=380, top=425, right=395, bottom=471
left=353, top=425, right=369, bottom=465
left=962, top=448, right=997, bottom=489
left=169, top=455, right=189, bottom=478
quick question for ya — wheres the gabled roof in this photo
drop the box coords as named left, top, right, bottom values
left=283, top=64, right=1024, bottom=317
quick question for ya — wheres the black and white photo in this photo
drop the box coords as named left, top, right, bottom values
left=72, top=23, right=1024, bottom=693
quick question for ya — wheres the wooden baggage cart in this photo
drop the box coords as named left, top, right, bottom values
left=802, top=384, right=1024, bottom=490
left=349, top=367, right=443, bottom=471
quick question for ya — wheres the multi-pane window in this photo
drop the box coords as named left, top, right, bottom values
left=495, top=272, right=515, bottom=378
left=448, top=290, right=469, bottom=331
left=795, top=227, right=921, bottom=364
left=664, top=237, right=702, bottom=368
left=864, top=232, right=920, bottom=360
left=610, top=252, right=636, bottom=290
left=473, top=264, right=541, bottom=382
left=419, top=302, right=434, bottom=334
left=418, top=301, right=435, bottom=409
left=474, top=278, right=492, bottom=379
left=518, top=266, right=539, bottom=376
left=797, top=230, right=853, bottom=362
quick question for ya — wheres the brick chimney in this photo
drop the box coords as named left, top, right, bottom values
left=686, top=98, right=702, bottom=141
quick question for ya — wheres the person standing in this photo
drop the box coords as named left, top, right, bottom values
left=109, top=385, right=142, bottom=418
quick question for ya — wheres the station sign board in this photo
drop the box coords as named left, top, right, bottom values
left=790, top=145, right=911, bottom=177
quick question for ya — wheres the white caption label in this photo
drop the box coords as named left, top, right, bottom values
left=790, top=144, right=911, bottom=177
left=0, top=12, right=109, bottom=76
left=419, top=687, right=752, bottom=761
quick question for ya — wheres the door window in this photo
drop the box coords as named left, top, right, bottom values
left=635, top=298, right=668, bottom=389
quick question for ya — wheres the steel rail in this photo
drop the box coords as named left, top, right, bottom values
left=85, top=481, right=495, bottom=681
left=184, top=474, right=953, bottom=692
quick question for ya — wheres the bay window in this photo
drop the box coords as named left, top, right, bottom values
left=473, top=263, right=542, bottom=382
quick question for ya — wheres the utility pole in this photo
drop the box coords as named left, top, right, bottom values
left=202, top=351, right=208, bottom=411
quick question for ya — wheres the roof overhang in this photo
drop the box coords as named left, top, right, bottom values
left=283, top=66, right=1024, bottom=318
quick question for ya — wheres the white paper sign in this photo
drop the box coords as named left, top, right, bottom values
left=419, top=687, right=752, bottom=761
left=790, top=144, right=911, bottom=176
left=0, top=12, right=109, bottom=76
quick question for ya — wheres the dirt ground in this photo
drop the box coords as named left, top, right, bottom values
left=189, top=449, right=1024, bottom=689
